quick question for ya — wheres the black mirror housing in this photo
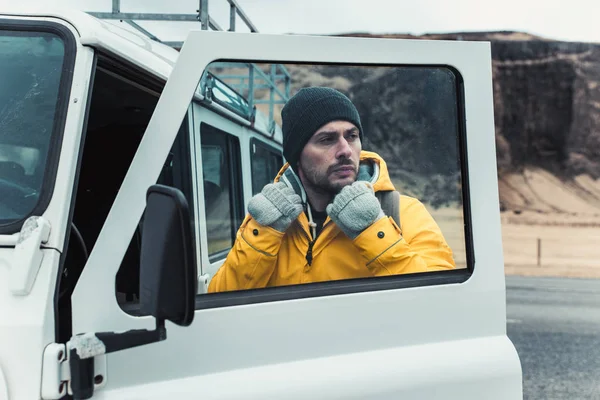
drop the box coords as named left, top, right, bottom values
left=139, top=184, right=197, bottom=326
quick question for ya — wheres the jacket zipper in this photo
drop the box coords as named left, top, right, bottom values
left=306, top=239, right=315, bottom=266
left=301, top=220, right=333, bottom=267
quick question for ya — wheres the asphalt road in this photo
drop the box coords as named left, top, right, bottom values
left=506, top=276, right=600, bottom=400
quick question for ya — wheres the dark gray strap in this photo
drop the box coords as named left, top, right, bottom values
left=281, top=168, right=305, bottom=203
left=376, top=190, right=401, bottom=229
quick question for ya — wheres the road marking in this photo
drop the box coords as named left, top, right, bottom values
left=507, top=319, right=522, bottom=324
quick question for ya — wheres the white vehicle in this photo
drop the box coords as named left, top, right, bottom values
left=0, top=2, right=522, bottom=399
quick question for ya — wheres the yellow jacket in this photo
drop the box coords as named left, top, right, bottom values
left=208, top=151, right=455, bottom=292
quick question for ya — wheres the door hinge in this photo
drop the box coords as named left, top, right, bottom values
left=41, top=343, right=107, bottom=400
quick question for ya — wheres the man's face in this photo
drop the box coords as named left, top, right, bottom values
left=297, top=120, right=361, bottom=195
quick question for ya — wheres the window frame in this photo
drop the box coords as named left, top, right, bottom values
left=0, top=19, right=77, bottom=233
left=198, top=121, right=245, bottom=264
left=194, top=63, right=473, bottom=310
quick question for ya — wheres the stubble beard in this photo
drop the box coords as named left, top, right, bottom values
left=299, top=159, right=358, bottom=196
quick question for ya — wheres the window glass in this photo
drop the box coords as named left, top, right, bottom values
left=197, top=61, right=469, bottom=303
left=201, top=123, right=243, bottom=257
left=251, top=139, right=283, bottom=195
left=0, top=30, right=66, bottom=226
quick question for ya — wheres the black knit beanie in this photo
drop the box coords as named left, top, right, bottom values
left=281, top=87, right=363, bottom=171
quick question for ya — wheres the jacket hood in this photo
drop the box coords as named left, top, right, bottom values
left=273, top=150, right=396, bottom=202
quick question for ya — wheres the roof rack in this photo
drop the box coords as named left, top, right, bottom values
left=88, top=0, right=258, bottom=48
left=200, top=62, right=291, bottom=134
left=87, top=0, right=290, bottom=136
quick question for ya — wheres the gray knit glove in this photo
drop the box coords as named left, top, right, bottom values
left=326, top=181, right=385, bottom=239
left=247, top=181, right=303, bottom=232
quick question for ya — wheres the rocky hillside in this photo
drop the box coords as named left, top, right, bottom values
left=288, top=32, right=600, bottom=215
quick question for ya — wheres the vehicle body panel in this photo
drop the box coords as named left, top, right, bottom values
left=65, top=31, right=521, bottom=398
left=0, top=248, right=60, bottom=399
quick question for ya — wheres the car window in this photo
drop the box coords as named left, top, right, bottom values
left=0, top=28, right=71, bottom=228
left=194, top=61, right=470, bottom=307
left=200, top=122, right=243, bottom=260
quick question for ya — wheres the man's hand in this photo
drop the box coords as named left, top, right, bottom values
left=326, top=181, right=385, bottom=239
left=248, top=181, right=304, bottom=232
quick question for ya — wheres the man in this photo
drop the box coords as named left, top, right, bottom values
left=208, top=87, right=455, bottom=293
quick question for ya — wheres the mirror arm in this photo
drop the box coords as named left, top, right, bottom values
left=94, top=319, right=167, bottom=354
left=68, top=319, right=166, bottom=399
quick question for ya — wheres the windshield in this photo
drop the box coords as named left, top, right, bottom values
left=0, top=29, right=66, bottom=227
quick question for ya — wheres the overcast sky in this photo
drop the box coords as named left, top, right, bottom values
left=6, top=0, right=600, bottom=43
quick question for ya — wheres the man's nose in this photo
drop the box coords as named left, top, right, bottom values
left=335, top=137, right=353, bottom=159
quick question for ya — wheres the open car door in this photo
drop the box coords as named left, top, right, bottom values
left=71, top=31, right=522, bottom=399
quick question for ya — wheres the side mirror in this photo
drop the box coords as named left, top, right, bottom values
left=139, top=184, right=197, bottom=326
left=68, top=185, right=197, bottom=399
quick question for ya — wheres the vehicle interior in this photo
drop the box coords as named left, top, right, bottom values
left=56, top=56, right=286, bottom=341
left=57, top=58, right=179, bottom=341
